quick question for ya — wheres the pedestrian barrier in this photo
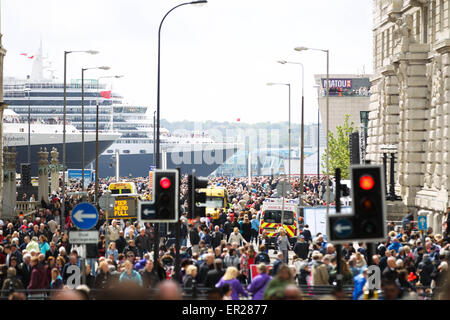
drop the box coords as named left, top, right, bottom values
left=0, top=285, right=437, bottom=300
left=298, top=285, right=354, bottom=299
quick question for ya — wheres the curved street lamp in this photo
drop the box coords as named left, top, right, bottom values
left=94, top=74, right=123, bottom=208
left=155, top=0, right=208, bottom=170
left=277, top=60, right=305, bottom=208
left=294, top=46, right=330, bottom=216
left=61, top=49, right=99, bottom=232
left=154, top=0, right=207, bottom=275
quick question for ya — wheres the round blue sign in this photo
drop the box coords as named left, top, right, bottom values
left=71, top=203, right=99, bottom=230
left=333, top=218, right=353, bottom=238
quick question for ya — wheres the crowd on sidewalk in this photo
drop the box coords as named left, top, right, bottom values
left=0, top=175, right=450, bottom=300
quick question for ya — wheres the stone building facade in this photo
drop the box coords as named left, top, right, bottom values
left=368, top=0, right=450, bottom=232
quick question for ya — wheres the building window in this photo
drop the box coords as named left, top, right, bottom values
left=440, top=0, right=445, bottom=31
left=123, top=150, right=130, bottom=154
left=139, top=150, right=146, bottom=154
left=107, top=150, right=113, bottom=153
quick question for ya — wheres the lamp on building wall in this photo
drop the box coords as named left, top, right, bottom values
left=380, top=144, right=402, bottom=201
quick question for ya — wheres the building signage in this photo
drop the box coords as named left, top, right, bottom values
left=322, top=79, right=352, bottom=88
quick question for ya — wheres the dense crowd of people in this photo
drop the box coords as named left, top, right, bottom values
left=0, top=174, right=450, bottom=300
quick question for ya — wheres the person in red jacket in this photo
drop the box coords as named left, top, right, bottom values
left=27, top=256, right=49, bottom=293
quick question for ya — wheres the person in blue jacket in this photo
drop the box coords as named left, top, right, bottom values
left=119, top=260, right=143, bottom=287
left=352, top=268, right=368, bottom=300
left=388, top=238, right=403, bottom=253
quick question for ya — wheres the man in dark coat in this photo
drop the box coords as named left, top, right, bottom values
left=17, top=254, right=32, bottom=288
left=223, top=217, right=234, bottom=239
left=302, top=225, right=312, bottom=243
left=293, top=235, right=309, bottom=260
left=139, top=260, right=160, bottom=288
left=198, top=254, right=215, bottom=285
left=45, top=242, right=59, bottom=261
left=211, top=226, right=223, bottom=249
left=382, top=256, right=398, bottom=281
left=123, top=239, right=139, bottom=258
left=115, top=231, right=127, bottom=254
left=135, top=228, right=151, bottom=257
left=418, top=254, right=435, bottom=287
left=189, top=224, right=200, bottom=255
left=204, top=259, right=225, bottom=288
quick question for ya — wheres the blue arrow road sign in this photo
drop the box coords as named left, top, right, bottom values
left=71, top=203, right=99, bottom=230
left=418, top=216, right=427, bottom=231
left=333, top=218, right=353, bottom=238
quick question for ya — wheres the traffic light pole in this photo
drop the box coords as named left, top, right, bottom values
left=334, top=168, right=343, bottom=287
left=173, top=167, right=182, bottom=283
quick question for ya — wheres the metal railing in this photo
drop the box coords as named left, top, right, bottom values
left=0, top=284, right=437, bottom=300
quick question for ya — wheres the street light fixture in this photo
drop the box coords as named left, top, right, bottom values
left=94, top=74, right=123, bottom=207
left=313, top=85, right=321, bottom=180
left=81, top=66, right=110, bottom=191
left=61, top=49, right=99, bottom=232
left=294, top=46, right=330, bottom=216
left=277, top=60, right=305, bottom=208
left=266, top=82, right=291, bottom=179
left=155, top=0, right=208, bottom=171
left=154, top=0, right=207, bottom=276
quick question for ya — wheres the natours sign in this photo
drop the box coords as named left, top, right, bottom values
left=322, top=79, right=352, bottom=89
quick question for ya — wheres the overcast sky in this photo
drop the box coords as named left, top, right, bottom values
left=2, top=0, right=373, bottom=125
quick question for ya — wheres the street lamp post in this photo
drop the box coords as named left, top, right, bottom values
left=267, top=82, right=291, bottom=178
left=295, top=46, right=330, bottom=215
left=81, top=66, right=110, bottom=192
left=61, top=50, right=98, bottom=232
left=313, top=85, right=321, bottom=180
left=95, top=75, right=123, bottom=207
left=25, top=75, right=31, bottom=164
left=155, top=0, right=207, bottom=170
left=154, top=0, right=207, bottom=274
left=278, top=60, right=305, bottom=206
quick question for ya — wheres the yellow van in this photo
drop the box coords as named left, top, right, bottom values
left=199, top=187, right=229, bottom=220
left=108, top=181, right=139, bottom=196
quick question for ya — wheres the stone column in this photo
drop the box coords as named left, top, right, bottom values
left=2, top=147, right=10, bottom=218
left=9, top=147, right=16, bottom=215
left=38, top=147, right=49, bottom=203
left=2, top=147, right=16, bottom=218
left=50, top=147, right=60, bottom=195
left=415, top=41, right=450, bottom=214
left=393, top=43, right=429, bottom=209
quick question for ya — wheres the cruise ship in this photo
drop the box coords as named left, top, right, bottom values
left=4, top=46, right=238, bottom=178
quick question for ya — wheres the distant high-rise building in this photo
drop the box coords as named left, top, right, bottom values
left=314, top=74, right=371, bottom=138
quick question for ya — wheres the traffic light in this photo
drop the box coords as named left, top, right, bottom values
left=152, top=169, right=179, bottom=222
left=349, top=132, right=360, bottom=165
left=327, top=165, right=386, bottom=243
left=187, top=170, right=208, bottom=218
left=350, top=165, right=386, bottom=241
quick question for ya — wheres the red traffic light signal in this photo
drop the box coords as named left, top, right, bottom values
left=159, top=177, right=171, bottom=189
left=359, top=175, right=375, bottom=190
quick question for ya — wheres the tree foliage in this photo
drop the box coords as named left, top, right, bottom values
left=321, top=114, right=357, bottom=179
